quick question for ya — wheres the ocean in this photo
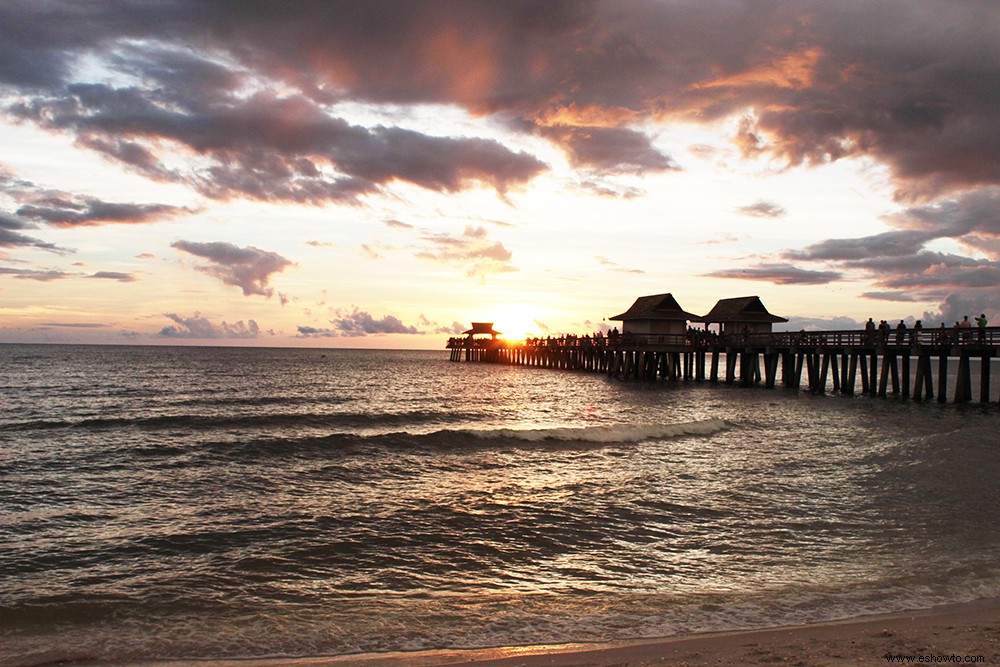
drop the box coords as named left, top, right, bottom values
left=3, top=344, right=1000, bottom=665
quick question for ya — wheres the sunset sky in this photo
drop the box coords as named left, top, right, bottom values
left=2, top=1, right=999, bottom=348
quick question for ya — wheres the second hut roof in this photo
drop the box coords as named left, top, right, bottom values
left=700, top=296, right=787, bottom=324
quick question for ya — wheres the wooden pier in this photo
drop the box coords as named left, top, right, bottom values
left=447, top=328, right=1000, bottom=405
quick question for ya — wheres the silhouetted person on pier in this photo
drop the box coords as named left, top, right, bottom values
left=960, top=315, right=972, bottom=342
left=865, top=318, right=876, bottom=344
left=913, top=319, right=922, bottom=344
left=878, top=319, right=890, bottom=344
left=976, top=313, right=988, bottom=342
left=895, top=320, right=906, bottom=345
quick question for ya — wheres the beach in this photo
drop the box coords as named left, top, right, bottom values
left=131, top=599, right=1000, bottom=667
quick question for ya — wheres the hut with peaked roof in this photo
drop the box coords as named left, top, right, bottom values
left=609, top=293, right=700, bottom=336
left=700, top=296, right=787, bottom=335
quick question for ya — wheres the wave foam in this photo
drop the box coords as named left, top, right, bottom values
left=459, top=418, right=728, bottom=444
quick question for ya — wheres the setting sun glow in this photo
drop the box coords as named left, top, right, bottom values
left=491, top=303, right=551, bottom=343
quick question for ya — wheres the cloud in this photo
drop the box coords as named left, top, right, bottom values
left=779, top=315, right=865, bottom=331
left=536, top=124, right=678, bottom=174
left=331, top=308, right=421, bottom=336
left=384, top=219, right=414, bottom=230
left=434, top=321, right=467, bottom=335
left=0, top=214, right=64, bottom=252
left=296, top=325, right=338, bottom=338
left=577, top=179, right=646, bottom=199
left=923, top=292, right=999, bottom=326
left=39, top=322, right=109, bottom=328
left=88, top=271, right=137, bottom=282
left=11, top=84, right=547, bottom=204
left=6, top=2, right=1000, bottom=203
left=3, top=0, right=1000, bottom=221
left=414, top=224, right=516, bottom=277
left=1, top=169, right=195, bottom=230
left=786, top=230, right=933, bottom=261
left=171, top=240, right=294, bottom=297
left=704, top=263, right=843, bottom=285
left=737, top=200, right=786, bottom=218
left=778, top=187, right=1000, bottom=319
left=859, top=291, right=918, bottom=302
left=595, top=255, right=645, bottom=274
left=0, top=266, right=71, bottom=281
left=297, top=308, right=423, bottom=337
left=158, top=312, right=262, bottom=338
left=16, top=199, right=193, bottom=227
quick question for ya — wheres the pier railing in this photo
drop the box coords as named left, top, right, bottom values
left=447, top=326, right=1000, bottom=352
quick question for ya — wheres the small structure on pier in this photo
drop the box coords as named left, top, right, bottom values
left=701, top=296, right=787, bottom=335
left=463, top=322, right=501, bottom=341
left=610, top=293, right=700, bottom=335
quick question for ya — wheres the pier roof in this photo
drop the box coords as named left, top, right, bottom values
left=700, top=296, right=787, bottom=324
left=610, top=293, right=700, bottom=322
left=463, top=322, right=502, bottom=336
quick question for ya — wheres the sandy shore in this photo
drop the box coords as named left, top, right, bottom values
left=135, top=598, right=1000, bottom=667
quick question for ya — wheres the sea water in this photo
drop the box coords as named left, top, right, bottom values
left=3, top=344, right=1000, bottom=665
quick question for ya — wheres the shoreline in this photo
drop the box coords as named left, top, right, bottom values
left=126, top=598, right=1000, bottom=667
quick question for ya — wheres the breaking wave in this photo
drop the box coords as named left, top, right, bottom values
left=458, top=418, right=728, bottom=443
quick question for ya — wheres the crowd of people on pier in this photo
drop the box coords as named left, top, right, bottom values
left=863, top=313, right=990, bottom=345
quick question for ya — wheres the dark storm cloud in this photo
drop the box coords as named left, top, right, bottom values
left=10, top=84, right=546, bottom=203
left=704, top=263, right=843, bottom=285
left=171, top=240, right=294, bottom=298
left=6, top=1, right=1000, bottom=199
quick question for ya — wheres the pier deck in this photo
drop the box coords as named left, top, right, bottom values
left=447, top=327, right=1000, bottom=405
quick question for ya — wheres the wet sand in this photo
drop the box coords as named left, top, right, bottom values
left=133, top=598, right=1000, bottom=667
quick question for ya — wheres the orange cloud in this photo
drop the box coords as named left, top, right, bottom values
left=693, top=47, right=823, bottom=91
left=535, top=103, right=640, bottom=128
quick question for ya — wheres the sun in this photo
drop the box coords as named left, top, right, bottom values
left=490, top=303, right=550, bottom=343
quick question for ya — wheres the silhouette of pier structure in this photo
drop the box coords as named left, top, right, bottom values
left=447, top=294, right=1000, bottom=405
